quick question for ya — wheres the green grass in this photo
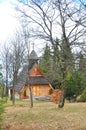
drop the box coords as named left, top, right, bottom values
left=0, top=98, right=6, bottom=130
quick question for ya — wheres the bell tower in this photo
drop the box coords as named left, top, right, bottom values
left=29, top=50, right=39, bottom=70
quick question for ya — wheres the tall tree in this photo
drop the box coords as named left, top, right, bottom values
left=0, top=65, right=4, bottom=98
left=16, top=0, right=86, bottom=45
left=39, top=44, right=52, bottom=81
left=78, top=52, right=86, bottom=86
left=1, top=32, right=26, bottom=105
left=11, top=34, right=26, bottom=105
left=22, top=25, right=34, bottom=108
left=0, top=64, right=3, bottom=80
left=65, top=70, right=85, bottom=102
left=1, top=46, right=10, bottom=99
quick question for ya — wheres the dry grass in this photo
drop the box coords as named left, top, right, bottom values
left=2, top=99, right=86, bottom=130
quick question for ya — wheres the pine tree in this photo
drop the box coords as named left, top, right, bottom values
left=78, top=52, right=86, bottom=86
left=58, top=37, right=74, bottom=107
left=39, top=44, right=52, bottom=82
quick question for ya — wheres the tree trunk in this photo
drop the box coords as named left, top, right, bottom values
left=1, top=87, right=4, bottom=99
left=12, top=90, right=15, bottom=106
left=58, top=92, right=65, bottom=108
left=29, top=87, right=33, bottom=108
left=12, top=87, right=15, bottom=105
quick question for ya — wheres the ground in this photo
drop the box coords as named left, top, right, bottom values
left=2, top=100, right=86, bottom=130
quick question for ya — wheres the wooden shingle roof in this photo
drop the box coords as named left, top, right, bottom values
left=14, top=64, right=28, bottom=93
left=29, top=50, right=39, bottom=60
left=29, top=76, right=50, bottom=85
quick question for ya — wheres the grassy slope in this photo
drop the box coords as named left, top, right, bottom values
left=0, top=98, right=5, bottom=130
left=2, top=100, right=86, bottom=130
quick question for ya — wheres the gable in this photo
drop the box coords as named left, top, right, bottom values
left=29, top=64, right=44, bottom=76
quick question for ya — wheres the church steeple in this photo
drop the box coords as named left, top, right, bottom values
left=29, top=50, right=38, bottom=60
left=29, top=50, right=39, bottom=70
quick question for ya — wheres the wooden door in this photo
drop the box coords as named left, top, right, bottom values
left=36, top=86, right=40, bottom=96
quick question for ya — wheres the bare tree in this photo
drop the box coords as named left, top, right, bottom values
left=16, top=0, right=86, bottom=44
left=6, top=31, right=26, bottom=105
left=22, top=25, right=33, bottom=108
left=1, top=45, right=11, bottom=102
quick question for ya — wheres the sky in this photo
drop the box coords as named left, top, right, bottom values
left=0, top=0, right=19, bottom=44
left=0, top=0, right=44, bottom=51
left=0, top=0, right=49, bottom=59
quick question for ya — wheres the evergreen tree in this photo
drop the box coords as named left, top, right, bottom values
left=57, top=37, right=74, bottom=107
left=0, top=65, right=3, bottom=79
left=65, top=71, right=85, bottom=101
left=78, top=52, right=86, bottom=86
left=51, top=38, right=62, bottom=88
left=39, top=44, right=52, bottom=82
left=60, top=37, right=74, bottom=75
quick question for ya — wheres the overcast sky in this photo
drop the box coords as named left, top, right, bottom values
left=0, top=0, right=46, bottom=57
left=0, top=0, right=19, bottom=44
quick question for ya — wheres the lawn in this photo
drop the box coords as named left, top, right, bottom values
left=2, top=99, right=86, bottom=130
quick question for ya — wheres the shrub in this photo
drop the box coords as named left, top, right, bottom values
left=51, top=89, right=62, bottom=104
left=65, top=71, right=85, bottom=101
left=80, top=88, right=86, bottom=102
left=49, top=88, right=53, bottom=95
left=0, top=98, right=5, bottom=129
left=24, top=89, right=26, bottom=97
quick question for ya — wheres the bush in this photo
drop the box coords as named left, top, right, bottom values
left=49, top=88, right=53, bottom=95
left=51, top=80, right=61, bottom=89
left=24, top=89, right=26, bottom=96
left=51, top=89, right=62, bottom=104
left=80, top=88, right=86, bottom=102
left=0, top=98, right=5, bottom=129
left=65, top=71, right=85, bottom=101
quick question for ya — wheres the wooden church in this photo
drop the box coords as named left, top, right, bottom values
left=14, top=50, right=52, bottom=99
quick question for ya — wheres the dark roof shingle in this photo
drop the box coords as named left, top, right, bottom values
left=29, top=50, right=38, bottom=60
left=29, top=76, right=50, bottom=85
left=14, top=65, right=28, bottom=92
